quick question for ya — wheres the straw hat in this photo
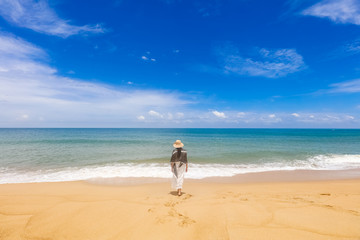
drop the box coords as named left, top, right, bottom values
left=173, top=139, right=184, bottom=148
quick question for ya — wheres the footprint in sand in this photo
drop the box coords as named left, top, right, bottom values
left=156, top=194, right=196, bottom=227
left=181, top=193, right=193, bottom=200
left=168, top=208, right=196, bottom=227
left=218, top=191, right=243, bottom=200
left=164, top=200, right=178, bottom=207
left=179, top=216, right=196, bottom=227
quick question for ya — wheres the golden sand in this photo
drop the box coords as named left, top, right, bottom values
left=1, top=178, right=360, bottom=240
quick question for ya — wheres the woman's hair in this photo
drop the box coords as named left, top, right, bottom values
left=177, top=148, right=182, bottom=158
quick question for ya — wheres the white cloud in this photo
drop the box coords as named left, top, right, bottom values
left=148, top=110, right=163, bottom=118
left=0, top=0, right=105, bottom=38
left=269, top=114, right=276, bottom=118
left=344, top=39, right=360, bottom=54
left=0, top=32, right=54, bottom=75
left=264, top=114, right=282, bottom=123
left=123, top=109, right=360, bottom=127
left=134, top=111, right=187, bottom=123
left=137, top=115, right=145, bottom=121
left=237, top=112, right=246, bottom=118
left=176, top=112, right=184, bottom=118
left=212, top=110, right=226, bottom=118
left=302, top=0, right=360, bottom=25
left=141, top=55, right=156, bottom=62
left=136, top=111, right=185, bottom=122
left=0, top=32, right=46, bottom=59
left=293, top=113, right=357, bottom=123
left=328, top=79, right=360, bottom=93
left=15, top=114, right=30, bottom=121
left=1, top=33, right=358, bottom=128
left=329, top=39, right=360, bottom=58
left=0, top=32, right=191, bottom=127
left=208, top=111, right=359, bottom=126
left=220, top=45, right=306, bottom=78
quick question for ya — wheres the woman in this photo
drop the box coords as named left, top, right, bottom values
left=170, top=140, right=188, bottom=196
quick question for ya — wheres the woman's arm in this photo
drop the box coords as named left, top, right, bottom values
left=171, top=162, right=175, bottom=172
left=186, top=163, right=188, bottom=172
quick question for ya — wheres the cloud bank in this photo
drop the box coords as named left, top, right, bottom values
left=212, top=111, right=226, bottom=118
left=0, top=32, right=190, bottom=127
left=0, top=0, right=105, bottom=37
left=328, top=78, right=360, bottom=93
left=219, top=45, right=306, bottom=78
left=302, top=0, right=360, bottom=25
left=0, top=31, right=356, bottom=128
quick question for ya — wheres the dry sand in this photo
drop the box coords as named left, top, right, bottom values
left=1, top=174, right=360, bottom=240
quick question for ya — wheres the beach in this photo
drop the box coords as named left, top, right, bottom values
left=1, top=172, right=360, bottom=240
left=1, top=129, right=360, bottom=239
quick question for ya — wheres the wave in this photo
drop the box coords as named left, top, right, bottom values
left=1, top=154, right=360, bottom=184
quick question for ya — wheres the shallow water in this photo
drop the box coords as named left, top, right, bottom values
left=1, top=128, right=360, bottom=183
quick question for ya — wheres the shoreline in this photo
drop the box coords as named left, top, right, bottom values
left=41, top=168, right=360, bottom=186
left=199, top=168, right=360, bottom=183
left=2, top=168, right=360, bottom=186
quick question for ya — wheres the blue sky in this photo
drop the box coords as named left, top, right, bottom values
left=0, top=0, right=359, bottom=128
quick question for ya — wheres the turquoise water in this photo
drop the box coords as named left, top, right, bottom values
left=1, top=128, right=360, bottom=183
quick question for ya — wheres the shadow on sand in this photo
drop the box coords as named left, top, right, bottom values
left=169, top=191, right=187, bottom=196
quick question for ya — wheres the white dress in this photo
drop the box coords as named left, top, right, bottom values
left=171, top=161, right=186, bottom=190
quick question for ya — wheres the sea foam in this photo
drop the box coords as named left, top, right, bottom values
left=1, top=154, right=360, bottom=184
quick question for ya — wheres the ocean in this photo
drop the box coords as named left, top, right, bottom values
left=1, top=128, right=360, bottom=184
